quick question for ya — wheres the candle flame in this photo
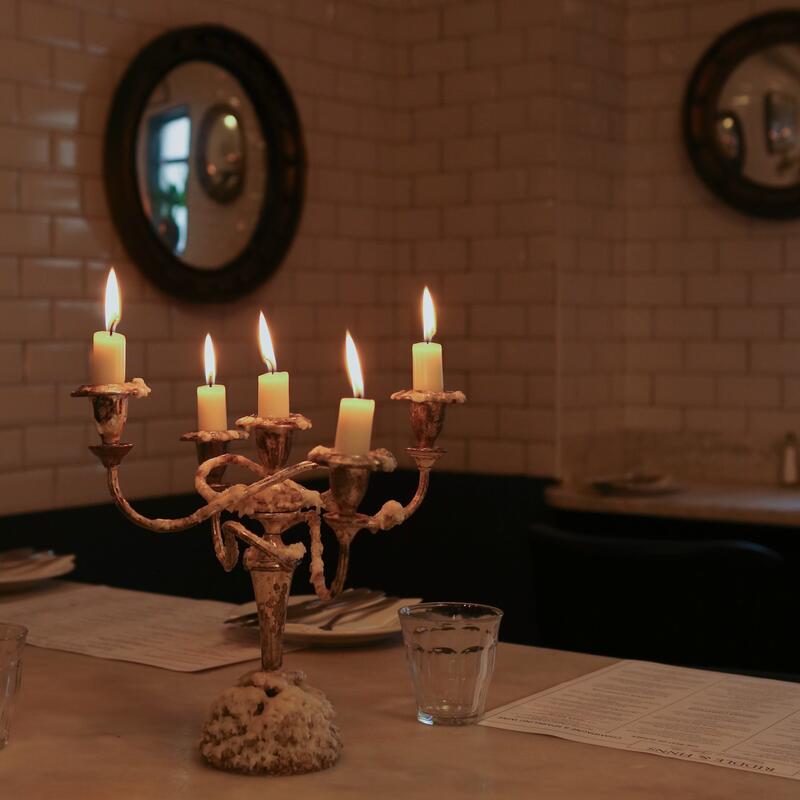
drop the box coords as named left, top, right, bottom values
left=258, top=311, right=276, bottom=372
left=345, top=330, right=364, bottom=399
left=104, top=267, right=121, bottom=334
left=204, top=333, right=217, bottom=387
left=422, top=286, right=436, bottom=343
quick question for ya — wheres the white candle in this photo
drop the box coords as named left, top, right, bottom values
left=335, top=397, right=375, bottom=455
left=412, top=286, right=443, bottom=392
left=90, top=268, right=126, bottom=384
left=197, top=334, right=227, bottom=431
left=334, top=331, right=374, bottom=455
left=257, top=311, right=290, bottom=418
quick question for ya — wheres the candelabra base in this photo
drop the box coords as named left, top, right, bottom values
left=199, top=669, right=342, bottom=775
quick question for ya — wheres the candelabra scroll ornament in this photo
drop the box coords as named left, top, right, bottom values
left=72, top=376, right=465, bottom=776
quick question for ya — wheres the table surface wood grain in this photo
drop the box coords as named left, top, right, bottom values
left=3, top=640, right=798, bottom=799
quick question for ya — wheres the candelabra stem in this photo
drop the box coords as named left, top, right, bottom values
left=245, top=548, right=296, bottom=672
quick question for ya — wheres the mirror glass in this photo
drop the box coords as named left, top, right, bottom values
left=716, top=44, right=800, bottom=187
left=136, top=60, right=267, bottom=271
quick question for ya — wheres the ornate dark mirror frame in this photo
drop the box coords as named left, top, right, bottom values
left=104, top=25, right=305, bottom=302
left=684, top=11, right=800, bottom=219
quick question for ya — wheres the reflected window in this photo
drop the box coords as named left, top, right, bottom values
left=146, top=107, right=191, bottom=255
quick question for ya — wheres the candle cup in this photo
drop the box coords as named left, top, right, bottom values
left=91, top=393, right=129, bottom=445
left=391, top=389, right=466, bottom=451
left=72, top=380, right=150, bottom=446
left=254, top=425, right=295, bottom=474
left=180, top=430, right=250, bottom=489
left=236, top=414, right=312, bottom=476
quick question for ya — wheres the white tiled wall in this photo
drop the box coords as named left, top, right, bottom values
left=2, top=0, right=796, bottom=516
left=0, top=0, right=408, bottom=514
left=618, top=0, right=800, bottom=484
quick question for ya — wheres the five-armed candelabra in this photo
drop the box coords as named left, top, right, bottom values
left=72, top=376, right=464, bottom=775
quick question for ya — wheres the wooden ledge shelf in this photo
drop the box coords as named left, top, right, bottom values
left=546, top=483, right=800, bottom=528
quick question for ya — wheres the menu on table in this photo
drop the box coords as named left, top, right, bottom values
left=481, top=659, right=800, bottom=781
left=0, top=583, right=296, bottom=672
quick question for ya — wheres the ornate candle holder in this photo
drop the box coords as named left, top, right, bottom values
left=72, top=378, right=465, bottom=775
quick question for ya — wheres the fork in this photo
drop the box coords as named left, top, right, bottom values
left=227, top=588, right=385, bottom=626
left=317, top=596, right=399, bottom=631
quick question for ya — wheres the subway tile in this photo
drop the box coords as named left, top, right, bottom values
left=624, top=405, right=682, bottom=431
left=84, top=11, right=140, bottom=55
left=0, top=467, right=54, bottom=514
left=0, top=213, right=49, bottom=255
left=21, top=87, right=81, bottom=131
left=24, top=422, right=85, bottom=464
left=685, top=342, right=747, bottom=372
left=685, top=408, right=746, bottom=434
left=718, top=308, right=780, bottom=340
left=653, top=308, right=713, bottom=339
left=53, top=216, right=113, bottom=257
left=26, top=341, right=86, bottom=382
left=443, top=1, right=495, bottom=37
left=412, top=40, right=466, bottom=74
left=717, top=376, right=781, bottom=408
left=655, top=374, right=714, bottom=406
left=0, top=37, right=49, bottom=82
left=720, top=240, right=782, bottom=273
left=0, top=126, right=49, bottom=168
left=0, top=383, right=54, bottom=422
left=469, top=30, right=523, bottom=66
left=54, top=49, right=113, bottom=93
left=20, top=173, right=81, bottom=212
left=20, top=0, right=80, bottom=47
left=21, top=258, right=82, bottom=297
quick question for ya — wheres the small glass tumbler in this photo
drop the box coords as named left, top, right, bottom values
left=0, top=623, right=27, bottom=749
left=398, top=602, right=503, bottom=726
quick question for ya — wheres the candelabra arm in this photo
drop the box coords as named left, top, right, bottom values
left=362, top=468, right=431, bottom=534
left=211, top=513, right=238, bottom=572
left=106, top=460, right=320, bottom=533
left=401, top=467, right=431, bottom=521
left=308, top=510, right=353, bottom=602
left=222, top=519, right=304, bottom=570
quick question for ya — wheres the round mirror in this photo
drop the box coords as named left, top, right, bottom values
left=106, top=26, right=304, bottom=301
left=685, top=12, right=800, bottom=218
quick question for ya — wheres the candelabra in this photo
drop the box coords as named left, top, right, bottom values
left=72, top=378, right=465, bottom=775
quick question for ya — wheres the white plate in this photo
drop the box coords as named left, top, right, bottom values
left=230, top=594, right=421, bottom=647
left=0, top=555, right=76, bottom=593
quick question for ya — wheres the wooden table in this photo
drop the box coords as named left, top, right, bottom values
left=4, top=642, right=797, bottom=798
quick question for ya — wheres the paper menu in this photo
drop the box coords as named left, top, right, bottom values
left=480, top=659, right=800, bottom=781
left=0, top=584, right=268, bottom=672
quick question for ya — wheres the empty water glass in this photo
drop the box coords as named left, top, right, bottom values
left=398, top=602, right=502, bottom=726
left=0, top=623, right=27, bottom=749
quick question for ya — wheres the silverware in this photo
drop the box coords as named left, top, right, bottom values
left=225, top=588, right=385, bottom=626
left=0, top=550, right=60, bottom=574
left=317, top=596, right=399, bottom=631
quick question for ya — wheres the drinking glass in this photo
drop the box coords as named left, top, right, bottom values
left=0, top=623, right=27, bottom=749
left=398, top=602, right=503, bottom=726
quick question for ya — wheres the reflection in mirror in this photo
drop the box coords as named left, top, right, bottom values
left=136, top=61, right=267, bottom=271
left=197, top=104, right=246, bottom=205
left=714, top=111, right=744, bottom=167
left=717, top=44, right=800, bottom=187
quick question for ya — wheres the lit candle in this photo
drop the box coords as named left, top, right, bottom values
left=90, top=267, right=126, bottom=385
left=197, top=333, right=227, bottom=431
left=412, top=286, right=443, bottom=392
left=334, top=331, right=374, bottom=455
left=257, top=311, right=290, bottom=418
